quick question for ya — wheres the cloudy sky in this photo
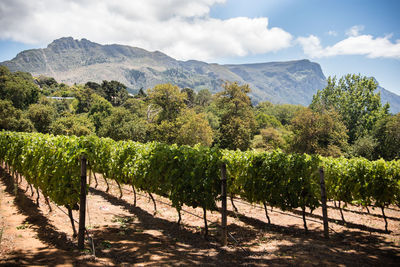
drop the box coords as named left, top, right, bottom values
left=1, top=0, right=399, bottom=94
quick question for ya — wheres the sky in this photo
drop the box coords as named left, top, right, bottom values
left=0, top=0, right=399, bottom=94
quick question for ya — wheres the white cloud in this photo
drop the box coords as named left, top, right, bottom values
left=0, top=0, right=292, bottom=61
left=345, top=25, right=364, bottom=37
left=298, top=33, right=400, bottom=59
left=327, top=30, right=337, bottom=36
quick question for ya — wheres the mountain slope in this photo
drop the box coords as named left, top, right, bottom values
left=2, top=37, right=399, bottom=111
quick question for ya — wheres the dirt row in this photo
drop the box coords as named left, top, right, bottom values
left=1, top=167, right=399, bottom=266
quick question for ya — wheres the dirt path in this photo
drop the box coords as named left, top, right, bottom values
left=1, top=167, right=400, bottom=266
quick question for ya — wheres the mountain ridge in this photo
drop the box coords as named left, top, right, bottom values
left=2, top=37, right=399, bottom=112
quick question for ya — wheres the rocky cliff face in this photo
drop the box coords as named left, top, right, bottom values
left=2, top=37, right=399, bottom=111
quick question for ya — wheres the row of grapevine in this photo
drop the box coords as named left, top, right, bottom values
left=222, top=149, right=400, bottom=231
left=0, top=131, right=222, bottom=235
left=84, top=136, right=222, bottom=234
left=0, top=131, right=84, bottom=208
left=1, top=130, right=399, bottom=234
left=323, top=157, right=400, bottom=231
left=222, top=149, right=321, bottom=230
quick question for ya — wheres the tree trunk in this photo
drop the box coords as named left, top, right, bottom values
left=45, top=196, right=52, bottom=212
left=230, top=195, right=238, bottom=213
left=149, top=193, right=157, bottom=214
left=177, top=209, right=182, bottom=225
left=67, top=206, right=77, bottom=237
left=30, top=183, right=34, bottom=197
left=36, top=187, right=40, bottom=206
left=116, top=180, right=123, bottom=199
left=103, top=176, right=109, bottom=193
left=302, top=206, right=308, bottom=233
left=131, top=184, right=136, bottom=206
left=381, top=206, right=388, bottom=233
left=338, top=201, right=345, bottom=222
left=93, top=172, right=98, bottom=188
left=203, top=207, right=208, bottom=238
left=263, top=201, right=271, bottom=224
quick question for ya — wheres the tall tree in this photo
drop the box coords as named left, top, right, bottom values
left=0, top=100, right=34, bottom=132
left=373, top=113, right=400, bottom=160
left=0, top=66, right=39, bottom=109
left=99, top=107, right=148, bottom=142
left=27, top=104, right=57, bottom=133
left=195, top=89, right=212, bottom=107
left=256, top=101, right=304, bottom=126
left=88, top=94, right=113, bottom=132
left=50, top=114, right=95, bottom=136
left=147, top=83, right=186, bottom=122
left=175, top=109, right=213, bottom=146
left=101, top=80, right=129, bottom=106
left=181, top=88, right=196, bottom=108
left=216, top=82, right=256, bottom=150
left=290, top=108, right=348, bottom=157
left=75, top=86, right=95, bottom=113
left=310, top=74, right=389, bottom=143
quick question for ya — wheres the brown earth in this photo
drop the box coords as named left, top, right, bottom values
left=0, top=166, right=399, bottom=266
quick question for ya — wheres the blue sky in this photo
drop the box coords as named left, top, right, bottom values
left=209, top=0, right=400, bottom=94
left=0, top=0, right=399, bottom=94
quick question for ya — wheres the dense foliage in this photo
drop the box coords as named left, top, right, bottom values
left=1, top=131, right=399, bottom=232
left=0, top=66, right=398, bottom=161
left=0, top=132, right=84, bottom=207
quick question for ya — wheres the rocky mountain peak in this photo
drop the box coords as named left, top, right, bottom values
left=1, top=37, right=399, bottom=112
left=47, top=37, right=99, bottom=52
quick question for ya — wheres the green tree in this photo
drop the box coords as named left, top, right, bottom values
left=147, top=83, right=186, bottom=122
left=175, top=109, right=213, bottom=146
left=0, top=66, right=39, bottom=109
left=290, top=108, right=348, bottom=157
left=255, top=113, right=282, bottom=131
left=50, top=114, right=95, bottom=136
left=99, top=107, right=147, bottom=142
left=123, top=98, right=147, bottom=117
left=348, top=135, right=378, bottom=160
left=27, top=104, right=57, bottom=133
left=136, top=87, right=147, bottom=98
left=216, top=82, right=256, bottom=150
left=310, top=74, right=389, bottom=143
left=101, top=80, right=129, bottom=106
left=85, top=81, right=102, bottom=93
left=75, top=86, right=95, bottom=113
left=256, top=101, right=304, bottom=126
left=88, top=94, right=113, bottom=132
left=195, top=89, right=212, bottom=107
left=151, top=109, right=213, bottom=146
left=181, top=88, right=196, bottom=108
left=373, top=113, right=400, bottom=160
left=0, top=100, right=34, bottom=131
left=36, top=75, right=58, bottom=88
left=261, top=127, right=286, bottom=149
left=39, top=97, right=71, bottom=115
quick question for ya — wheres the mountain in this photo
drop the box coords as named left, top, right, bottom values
left=371, top=78, right=400, bottom=114
left=2, top=37, right=400, bottom=111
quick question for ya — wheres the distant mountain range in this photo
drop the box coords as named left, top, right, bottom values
left=1, top=37, right=399, bottom=113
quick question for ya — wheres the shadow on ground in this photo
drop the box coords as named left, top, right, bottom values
left=1, top=167, right=399, bottom=266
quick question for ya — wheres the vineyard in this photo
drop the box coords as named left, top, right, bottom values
left=1, top=131, right=400, bottom=265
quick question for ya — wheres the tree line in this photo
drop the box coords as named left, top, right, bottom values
left=0, top=66, right=399, bottom=160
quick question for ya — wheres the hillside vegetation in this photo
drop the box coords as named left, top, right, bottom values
left=0, top=65, right=399, bottom=160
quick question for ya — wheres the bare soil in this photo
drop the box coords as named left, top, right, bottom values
left=1, top=166, right=399, bottom=266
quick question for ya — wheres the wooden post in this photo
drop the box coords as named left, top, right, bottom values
left=319, top=167, right=329, bottom=239
left=78, top=156, right=87, bottom=249
left=220, top=163, right=227, bottom=246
